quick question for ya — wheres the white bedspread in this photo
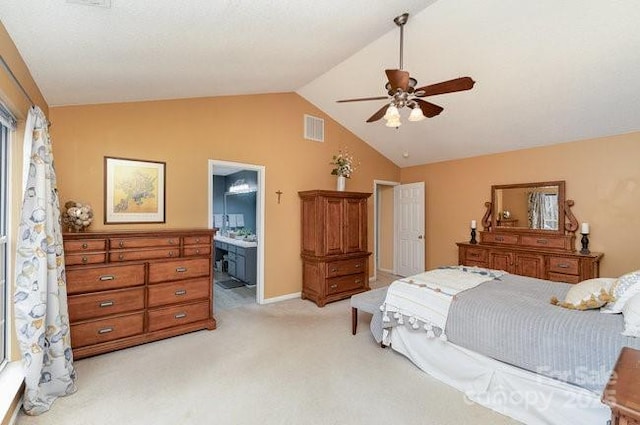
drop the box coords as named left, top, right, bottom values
left=381, top=266, right=505, bottom=339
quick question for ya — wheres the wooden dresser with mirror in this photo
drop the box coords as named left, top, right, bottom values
left=458, top=181, right=603, bottom=283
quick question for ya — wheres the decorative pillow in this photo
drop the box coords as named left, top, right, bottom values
left=550, top=278, right=616, bottom=310
left=622, top=292, right=640, bottom=337
left=601, top=270, right=640, bottom=314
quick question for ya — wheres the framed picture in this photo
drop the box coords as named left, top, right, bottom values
left=104, top=156, right=166, bottom=224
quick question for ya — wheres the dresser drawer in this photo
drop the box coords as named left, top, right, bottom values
left=110, top=236, right=180, bottom=249
left=327, top=273, right=366, bottom=295
left=71, top=312, right=144, bottom=348
left=327, top=258, right=366, bottom=278
left=68, top=287, right=145, bottom=322
left=521, top=235, right=567, bottom=250
left=66, top=252, right=107, bottom=266
left=482, top=233, right=519, bottom=245
left=147, top=301, right=210, bottom=332
left=548, top=257, right=579, bottom=275
left=548, top=272, right=581, bottom=284
left=64, top=239, right=107, bottom=253
left=184, top=235, right=211, bottom=245
left=148, top=258, right=211, bottom=284
left=109, top=248, right=180, bottom=262
left=148, top=278, right=210, bottom=307
left=184, top=246, right=211, bottom=257
left=463, top=247, right=488, bottom=263
left=67, top=263, right=146, bottom=294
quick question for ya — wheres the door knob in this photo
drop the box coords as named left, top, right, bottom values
left=418, top=235, right=423, bottom=239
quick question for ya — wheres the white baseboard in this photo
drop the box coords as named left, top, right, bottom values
left=8, top=398, right=21, bottom=425
left=378, top=267, right=394, bottom=274
left=261, top=292, right=301, bottom=304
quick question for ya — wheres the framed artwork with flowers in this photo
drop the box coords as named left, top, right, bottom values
left=104, top=156, right=166, bottom=224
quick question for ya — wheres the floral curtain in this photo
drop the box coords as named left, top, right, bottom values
left=14, top=106, right=76, bottom=415
left=527, top=191, right=545, bottom=229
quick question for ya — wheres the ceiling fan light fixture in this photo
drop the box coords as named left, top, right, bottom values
left=383, top=104, right=400, bottom=120
left=385, top=116, right=401, bottom=128
left=408, top=105, right=426, bottom=122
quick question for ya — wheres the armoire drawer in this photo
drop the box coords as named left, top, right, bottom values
left=68, top=287, right=145, bottom=321
left=326, top=258, right=366, bottom=278
left=548, top=272, right=581, bottom=284
left=64, top=239, right=107, bottom=253
left=548, top=257, right=579, bottom=275
left=67, top=263, right=146, bottom=295
left=184, top=235, right=211, bottom=245
left=110, top=248, right=180, bottom=262
left=71, top=312, right=144, bottom=348
left=183, top=246, right=211, bottom=257
left=148, top=258, right=210, bottom=283
left=65, top=252, right=107, bottom=266
left=110, top=236, right=179, bottom=249
left=147, top=278, right=210, bottom=307
left=521, top=235, right=567, bottom=250
left=147, top=301, right=210, bottom=332
left=326, top=273, right=366, bottom=295
left=463, top=247, right=488, bottom=263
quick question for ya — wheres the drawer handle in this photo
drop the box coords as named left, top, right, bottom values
left=82, top=256, right=88, bottom=263
left=176, top=267, right=188, bottom=273
left=175, top=312, right=187, bottom=319
left=168, top=251, right=175, bottom=257
left=330, top=284, right=338, bottom=289
left=99, top=275, right=115, bottom=281
left=536, top=239, right=548, bottom=245
left=175, top=289, right=187, bottom=296
left=355, top=279, right=361, bottom=284
left=195, top=238, right=200, bottom=243
left=99, top=300, right=114, bottom=308
left=119, top=241, right=124, bottom=248
left=118, top=254, right=124, bottom=260
left=355, top=264, right=361, bottom=268
left=98, top=327, right=113, bottom=334
left=82, top=243, right=88, bottom=249
left=469, top=253, right=480, bottom=258
left=331, top=268, right=338, bottom=272
left=557, top=263, right=570, bottom=268
left=195, top=249, right=200, bottom=254
left=494, top=236, right=504, bottom=241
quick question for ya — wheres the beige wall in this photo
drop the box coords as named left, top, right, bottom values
left=400, top=131, right=640, bottom=278
left=49, top=94, right=401, bottom=298
left=377, top=185, right=395, bottom=271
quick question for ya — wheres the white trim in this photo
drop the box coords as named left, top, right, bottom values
left=372, top=180, right=400, bottom=281
left=378, top=267, right=394, bottom=274
left=208, top=159, right=265, bottom=305
left=0, top=361, right=24, bottom=422
left=262, top=292, right=301, bottom=304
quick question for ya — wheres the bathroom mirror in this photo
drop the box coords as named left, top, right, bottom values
left=491, top=181, right=565, bottom=234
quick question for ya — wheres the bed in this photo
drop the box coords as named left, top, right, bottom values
left=370, top=266, right=640, bottom=425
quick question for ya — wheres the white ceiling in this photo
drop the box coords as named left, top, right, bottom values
left=2, top=0, right=640, bottom=166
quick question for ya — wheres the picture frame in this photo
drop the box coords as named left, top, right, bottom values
left=104, top=156, right=166, bottom=224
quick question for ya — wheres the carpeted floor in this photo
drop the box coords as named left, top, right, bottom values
left=15, top=289, right=519, bottom=425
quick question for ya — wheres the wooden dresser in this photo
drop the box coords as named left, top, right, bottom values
left=457, top=241, right=602, bottom=283
left=602, top=347, right=640, bottom=425
left=299, top=190, right=371, bottom=307
left=64, top=229, right=216, bottom=359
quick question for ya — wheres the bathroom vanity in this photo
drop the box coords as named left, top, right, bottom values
left=214, top=235, right=257, bottom=286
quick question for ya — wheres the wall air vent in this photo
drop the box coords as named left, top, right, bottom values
left=66, top=0, right=112, bottom=8
left=304, top=114, right=324, bottom=142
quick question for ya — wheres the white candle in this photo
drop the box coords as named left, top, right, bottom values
left=581, top=222, right=589, bottom=234
left=471, top=220, right=477, bottom=229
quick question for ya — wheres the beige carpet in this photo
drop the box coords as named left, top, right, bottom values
left=16, top=295, right=520, bottom=425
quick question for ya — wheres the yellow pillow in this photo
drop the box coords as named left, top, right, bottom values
left=550, top=278, right=616, bottom=310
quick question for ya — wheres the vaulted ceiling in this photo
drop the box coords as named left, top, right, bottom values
left=2, top=0, right=639, bottom=166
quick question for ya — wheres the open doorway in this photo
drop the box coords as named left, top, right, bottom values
left=208, top=159, right=265, bottom=308
left=373, top=180, right=399, bottom=283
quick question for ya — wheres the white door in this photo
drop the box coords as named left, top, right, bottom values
left=394, top=182, right=425, bottom=277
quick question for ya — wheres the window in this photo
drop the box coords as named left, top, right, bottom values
left=0, top=122, right=8, bottom=367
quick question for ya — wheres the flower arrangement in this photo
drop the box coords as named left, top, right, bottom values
left=62, top=201, right=94, bottom=232
left=330, top=148, right=358, bottom=178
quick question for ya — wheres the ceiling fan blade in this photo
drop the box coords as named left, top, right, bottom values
left=336, top=96, right=389, bottom=103
left=385, top=69, right=410, bottom=91
left=415, top=77, right=476, bottom=97
left=366, top=104, right=390, bottom=123
left=415, top=99, right=444, bottom=118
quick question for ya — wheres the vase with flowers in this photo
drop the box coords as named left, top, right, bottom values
left=330, top=148, right=357, bottom=191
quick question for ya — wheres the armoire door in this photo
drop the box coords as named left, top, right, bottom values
left=515, top=253, right=545, bottom=278
left=324, top=197, right=344, bottom=255
left=489, top=251, right=513, bottom=273
left=343, top=198, right=366, bottom=253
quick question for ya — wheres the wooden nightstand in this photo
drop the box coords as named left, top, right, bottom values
left=602, top=347, right=640, bottom=425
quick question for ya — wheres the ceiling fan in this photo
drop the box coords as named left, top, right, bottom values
left=336, top=13, right=475, bottom=127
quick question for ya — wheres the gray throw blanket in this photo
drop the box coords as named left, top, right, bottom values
left=445, top=274, right=640, bottom=393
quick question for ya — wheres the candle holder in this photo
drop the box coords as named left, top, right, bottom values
left=470, top=228, right=477, bottom=244
left=580, top=233, right=590, bottom=255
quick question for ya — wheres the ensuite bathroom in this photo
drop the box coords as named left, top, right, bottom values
left=212, top=168, right=258, bottom=309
